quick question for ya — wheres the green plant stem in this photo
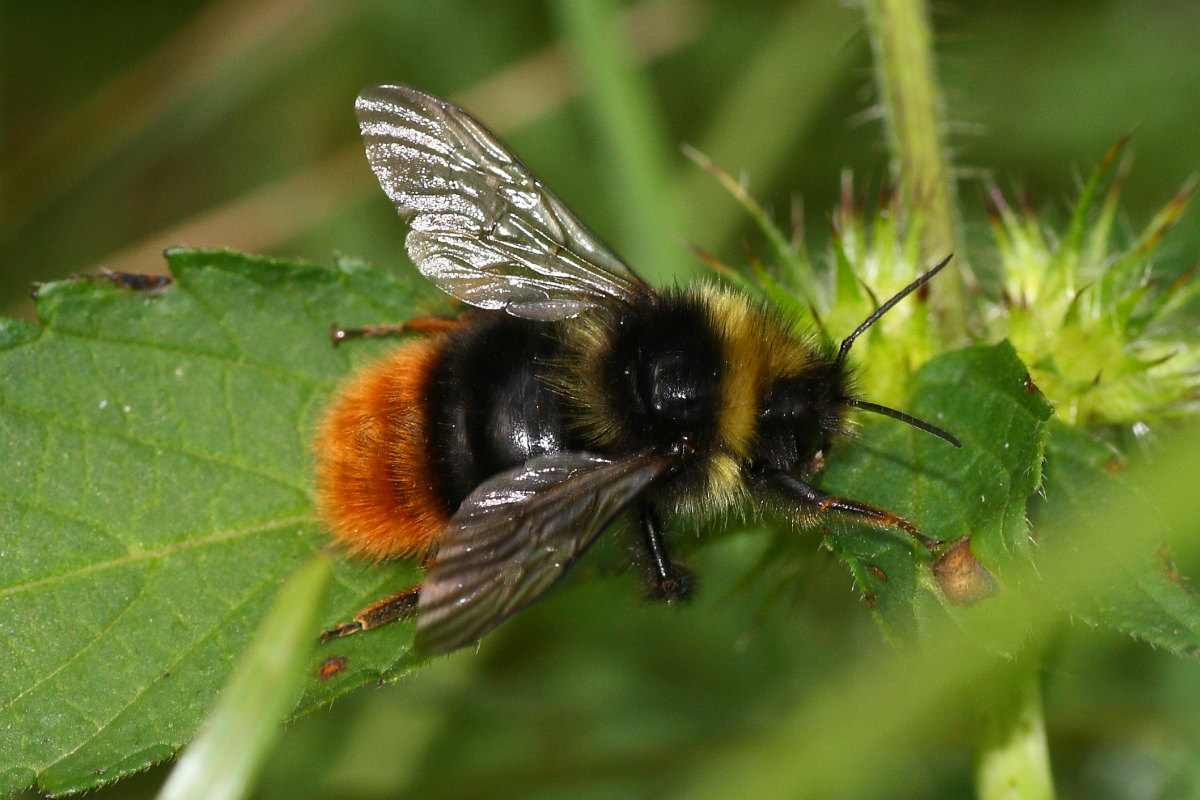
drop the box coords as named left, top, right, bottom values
left=864, top=0, right=969, bottom=341
left=868, top=5, right=1054, bottom=794
left=552, top=0, right=689, bottom=284
left=975, top=658, right=1057, bottom=800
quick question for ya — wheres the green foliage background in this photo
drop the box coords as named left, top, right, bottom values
left=3, top=1, right=1200, bottom=799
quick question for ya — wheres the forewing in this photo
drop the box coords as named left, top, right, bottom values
left=356, top=85, right=649, bottom=319
left=415, top=451, right=672, bottom=654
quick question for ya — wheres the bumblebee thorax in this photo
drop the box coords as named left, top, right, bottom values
left=556, top=285, right=847, bottom=514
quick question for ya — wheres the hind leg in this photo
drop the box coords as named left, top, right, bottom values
left=320, top=584, right=422, bottom=642
left=329, top=315, right=460, bottom=345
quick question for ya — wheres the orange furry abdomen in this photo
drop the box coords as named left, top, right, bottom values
left=315, top=340, right=449, bottom=560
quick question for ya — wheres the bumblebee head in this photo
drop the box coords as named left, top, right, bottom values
left=750, top=364, right=848, bottom=475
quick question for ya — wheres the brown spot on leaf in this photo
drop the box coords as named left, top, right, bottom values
left=1022, top=372, right=1043, bottom=396
left=99, top=270, right=173, bottom=292
left=1157, top=544, right=1195, bottom=596
left=317, top=655, right=348, bottom=681
left=934, top=538, right=999, bottom=604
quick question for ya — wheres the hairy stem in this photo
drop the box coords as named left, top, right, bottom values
left=864, top=0, right=971, bottom=341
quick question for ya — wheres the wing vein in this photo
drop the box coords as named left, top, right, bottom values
left=356, top=84, right=651, bottom=319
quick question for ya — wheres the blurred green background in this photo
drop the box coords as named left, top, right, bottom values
left=4, top=1, right=1199, bottom=798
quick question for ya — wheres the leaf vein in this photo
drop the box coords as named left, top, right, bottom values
left=0, top=514, right=315, bottom=599
left=3, top=404, right=308, bottom=493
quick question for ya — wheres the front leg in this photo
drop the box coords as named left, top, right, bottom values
left=639, top=503, right=695, bottom=603
left=763, top=470, right=942, bottom=550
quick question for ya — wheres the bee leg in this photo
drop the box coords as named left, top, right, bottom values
left=639, top=503, right=695, bottom=603
left=329, top=315, right=460, bottom=346
left=766, top=470, right=942, bottom=551
left=320, top=585, right=421, bottom=642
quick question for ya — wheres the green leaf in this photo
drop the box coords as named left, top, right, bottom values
left=817, top=342, right=1054, bottom=637
left=0, top=249, right=432, bottom=796
left=157, top=555, right=330, bottom=800
left=1038, top=420, right=1200, bottom=655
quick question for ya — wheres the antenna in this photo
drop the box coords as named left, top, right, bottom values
left=847, top=399, right=961, bottom=448
left=836, top=253, right=955, bottom=370
left=837, top=254, right=961, bottom=448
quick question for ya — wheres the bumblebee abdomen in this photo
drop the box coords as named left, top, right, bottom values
left=315, top=339, right=450, bottom=560
left=426, top=314, right=582, bottom=505
left=316, top=314, right=585, bottom=560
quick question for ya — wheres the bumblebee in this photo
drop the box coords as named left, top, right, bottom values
left=316, top=85, right=959, bottom=655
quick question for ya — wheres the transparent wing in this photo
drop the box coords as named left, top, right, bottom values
left=356, top=85, right=650, bottom=319
left=415, top=451, right=672, bottom=654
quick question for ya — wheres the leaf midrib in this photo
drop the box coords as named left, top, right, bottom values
left=0, top=513, right=316, bottom=599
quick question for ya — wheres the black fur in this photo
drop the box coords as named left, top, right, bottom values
left=596, top=291, right=723, bottom=497
left=423, top=294, right=849, bottom=514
